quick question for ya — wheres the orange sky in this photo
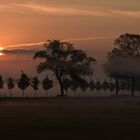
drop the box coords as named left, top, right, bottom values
left=0, top=0, right=139, bottom=49
left=0, top=0, right=139, bottom=78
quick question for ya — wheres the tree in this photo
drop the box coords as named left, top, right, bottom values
left=34, top=40, right=96, bottom=96
left=42, top=76, right=53, bottom=96
left=95, top=79, right=102, bottom=92
left=104, top=33, right=140, bottom=96
left=114, top=33, right=140, bottom=56
left=18, top=71, right=30, bottom=97
left=31, top=76, right=39, bottom=97
left=102, top=80, right=109, bottom=91
left=89, top=81, right=95, bottom=91
left=0, top=75, right=4, bottom=96
left=62, top=77, right=71, bottom=93
left=7, top=78, right=15, bottom=96
left=108, top=80, right=115, bottom=93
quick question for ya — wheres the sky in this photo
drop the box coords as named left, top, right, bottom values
left=0, top=0, right=139, bottom=47
left=0, top=0, right=139, bottom=78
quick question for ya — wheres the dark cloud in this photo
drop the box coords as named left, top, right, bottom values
left=2, top=49, right=39, bottom=55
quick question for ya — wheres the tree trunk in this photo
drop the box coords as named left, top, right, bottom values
left=46, top=91, right=48, bottom=97
left=115, top=77, right=119, bottom=96
left=35, top=90, right=37, bottom=97
left=9, top=89, right=12, bottom=97
left=55, top=73, right=65, bottom=96
left=60, top=80, right=64, bottom=96
left=22, top=90, right=24, bottom=97
left=58, top=78, right=64, bottom=96
left=131, top=77, right=135, bottom=96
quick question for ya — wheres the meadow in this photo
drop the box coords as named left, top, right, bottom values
left=0, top=96, right=140, bottom=140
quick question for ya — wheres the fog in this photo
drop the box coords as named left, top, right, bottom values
left=104, top=56, right=140, bottom=76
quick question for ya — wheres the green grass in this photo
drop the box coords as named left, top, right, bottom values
left=0, top=97, right=140, bottom=140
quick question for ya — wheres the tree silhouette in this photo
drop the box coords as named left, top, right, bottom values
left=62, top=77, right=71, bottom=93
left=114, top=33, right=140, bottom=56
left=18, top=71, right=30, bottom=97
left=102, top=80, right=109, bottom=91
left=34, top=40, right=96, bottom=96
left=89, top=81, right=95, bottom=91
left=0, top=75, right=4, bottom=97
left=108, top=80, right=115, bottom=93
left=7, top=78, right=15, bottom=96
left=104, top=33, right=140, bottom=96
left=42, top=76, right=53, bottom=96
left=79, top=79, right=89, bottom=93
left=69, top=80, right=80, bottom=96
left=95, top=79, right=101, bottom=92
left=31, top=76, right=39, bottom=97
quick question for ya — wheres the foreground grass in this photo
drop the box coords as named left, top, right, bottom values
left=0, top=96, right=140, bottom=140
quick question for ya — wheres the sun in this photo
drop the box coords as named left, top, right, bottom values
left=0, top=47, right=4, bottom=56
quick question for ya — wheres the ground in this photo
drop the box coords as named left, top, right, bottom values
left=0, top=96, right=140, bottom=140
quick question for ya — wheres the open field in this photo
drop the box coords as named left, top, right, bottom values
left=0, top=96, right=140, bottom=140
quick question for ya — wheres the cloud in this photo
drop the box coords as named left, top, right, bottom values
left=5, top=42, right=46, bottom=49
left=4, top=36, right=113, bottom=50
left=110, top=10, right=140, bottom=18
left=2, top=36, right=114, bottom=55
left=64, top=36, right=114, bottom=41
left=0, top=3, right=110, bottom=16
left=2, top=49, right=38, bottom=55
left=0, top=3, right=140, bottom=18
left=12, top=3, right=110, bottom=16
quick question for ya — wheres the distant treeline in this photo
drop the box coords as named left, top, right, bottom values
left=0, top=72, right=139, bottom=97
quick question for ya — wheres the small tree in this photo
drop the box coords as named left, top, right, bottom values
left=89, top=81, right=95, bottom=91
left=0, top=75, right=4, bottom=96
left=34, top=40, right=96, bottom=96
left=95, top=79, right=102, bottom=92
left=79, top=79, right=89, bottom=93
left=18, top=71, right=30, bottom=97
left=31, top=76, right=39, bottom=97
left=62, top=77, right=71, bottom=94
left=7, top=78, right=15, bottom=96
left=42, top=76, right=53, bottom=96
left=102, top=80, right=109, bottom=91
left=69, top=80, right=79, bottom=96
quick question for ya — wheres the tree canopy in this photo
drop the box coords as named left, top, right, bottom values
left=104, top=33, right=140, bottom=96
left=31, top=76, right=39, bottom=96
left=34, top=40, right=96, bottom=96
left=18, top=71, right=30, bottom=97
left=105, top=33, right=140, bottom=77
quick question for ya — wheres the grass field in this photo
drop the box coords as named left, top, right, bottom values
left=0, top=96, right=140, bottom=140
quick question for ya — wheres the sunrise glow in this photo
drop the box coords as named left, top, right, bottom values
left=0, top=1, right=139, bottom=139
left=0, top=47, right=4, bottom=50
left=0, top=47, right=4, bottom=56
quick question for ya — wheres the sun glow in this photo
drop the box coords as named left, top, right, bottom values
left=0, top=47, right=4, bottom=50
left=0, top=47, right=4, bottom=56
